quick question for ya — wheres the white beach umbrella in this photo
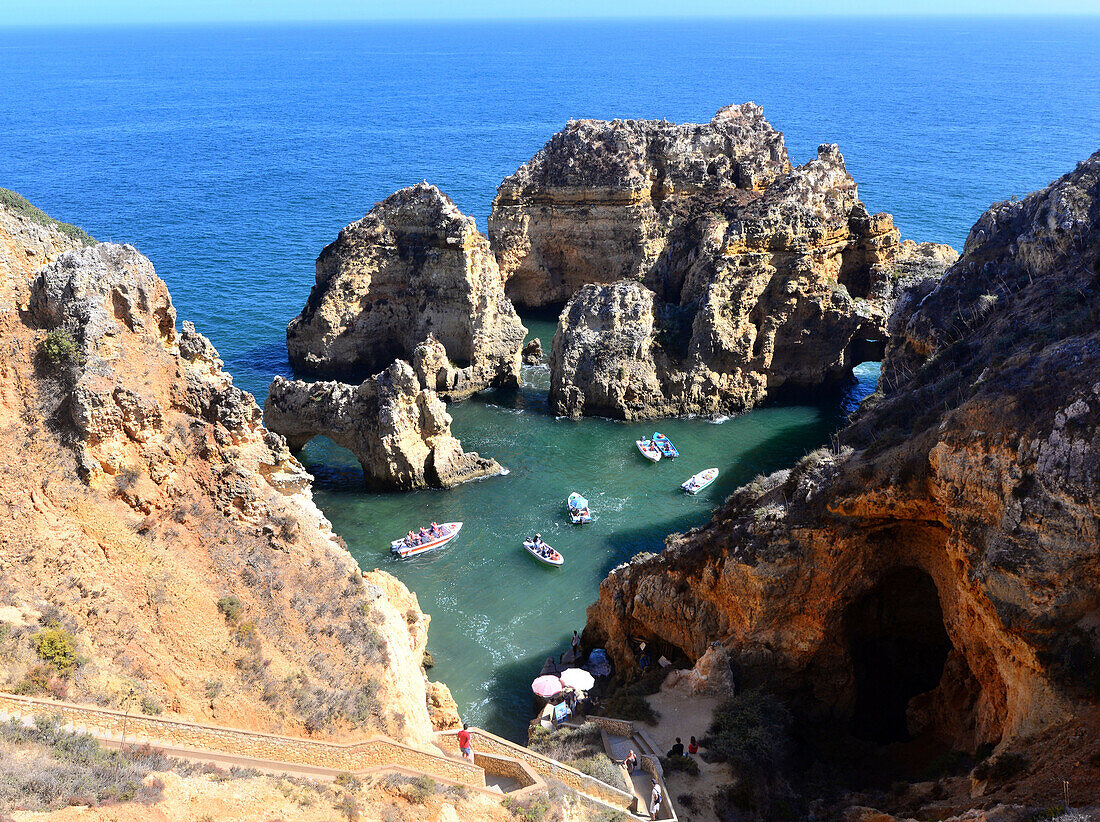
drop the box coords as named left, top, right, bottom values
left=559, top=668, right=595, bottom=691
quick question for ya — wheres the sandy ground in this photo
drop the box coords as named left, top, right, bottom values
left=646, top=683, right=729, bottom=822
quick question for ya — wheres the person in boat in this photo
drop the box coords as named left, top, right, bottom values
left=418, top=527, right=428, bottom=541
left=430, top=522, right=439, bottom=536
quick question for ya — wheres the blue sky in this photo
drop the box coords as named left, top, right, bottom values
left=3, top=0, right=1097, bottom=26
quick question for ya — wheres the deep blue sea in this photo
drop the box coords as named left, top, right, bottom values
left=2, top=18, right=1097, bottom=740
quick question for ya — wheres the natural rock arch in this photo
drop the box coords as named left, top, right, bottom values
left=264, top=361, right=503, bottom=491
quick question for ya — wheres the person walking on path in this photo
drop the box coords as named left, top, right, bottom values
left=624, top=749, right=638, bottom=774
left=650, top=778, right=663, bottom=820
left=571, top=630, right=581, bottom=662
left=457, top=723, right=473, bottom=761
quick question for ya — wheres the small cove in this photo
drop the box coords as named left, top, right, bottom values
left=301, top=318, right=880, bottom=741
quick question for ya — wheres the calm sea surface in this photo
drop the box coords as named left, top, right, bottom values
left=2, top=18, right=1097, bottom=740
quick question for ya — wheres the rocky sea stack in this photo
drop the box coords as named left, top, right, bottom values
left=265, top=364, right=503, bottom=491
left=287, top=182, right=526, bottom=399
left=491, top=103, right=956, bottom=419
left=585, top=150, right=1100, bottom=811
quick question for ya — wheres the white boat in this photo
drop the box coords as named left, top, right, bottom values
left=523, top=539, right=563, bottom=567
left=391, top=522, right=462, bottom=558
left=636, top=439, right=661, bottom=462
left=567, top=492, right=592, bottom=524
left=681, top=468, right=718, bottom=494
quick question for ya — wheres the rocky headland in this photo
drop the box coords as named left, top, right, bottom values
left=0, top=195, right=457, bottom=751
left=490, top=103, right=956, bottom=419
left=286, top=182, right=526, bottom=399
left=265, top=364, right=503, bottom=491
left=584, top=151, right=1100, bottom=813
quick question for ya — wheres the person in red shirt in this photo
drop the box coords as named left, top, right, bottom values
left=688, top=735, right=699, bottom=755
left=457, top=723, right=473, bottom=761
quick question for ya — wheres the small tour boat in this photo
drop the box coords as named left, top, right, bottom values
left=636, top=439, right=662, bottom=462
left=681, top=468, right=719, bottom=495
left=524, top=538, right=564, bottom=567
left=567, top=492, right=592, bottom=524
left=653, top=432, right=679, bottom=458
left=391, top=522, right=462, bottom=558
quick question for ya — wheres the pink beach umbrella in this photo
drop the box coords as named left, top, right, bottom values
left=532, top=675, right=565, bottom=698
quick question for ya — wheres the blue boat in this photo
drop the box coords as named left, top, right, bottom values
left=567, top=492, right=592, bottom=524
left=653, top=432, right=679, bottom=458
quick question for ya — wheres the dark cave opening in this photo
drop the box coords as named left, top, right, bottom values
left=845, top=567, right=952, bottom=744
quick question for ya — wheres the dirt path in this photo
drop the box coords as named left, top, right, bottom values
left=645, top=684, right=728, bottom=822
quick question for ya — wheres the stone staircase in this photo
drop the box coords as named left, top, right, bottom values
left=0, top=691, right=660, bottom=816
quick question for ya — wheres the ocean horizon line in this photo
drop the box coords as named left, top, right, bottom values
left=3, top=12, right=1100, bottom=31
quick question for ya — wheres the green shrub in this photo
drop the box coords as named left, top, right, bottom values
left=660, top=754, right=700, bottom=776
left=408, top=774, right=436, bottom=804
left=502, top=794, right=550, bottom=822
left=601, top=693, right=659, bottom=725
left=140, top=696, right=163, bottom=715
left=334, top=771, right=360, bottom=789
left=217, top=596, right=242, bottom=622
left=0, top=188, right=95, bottom=246
left=335, top=794, right=360, bottom=821
left=973, top=751, right=1030, bottom=783
left=14, top=664, right=51, bottom=694
left=33, top=627, right=78, bottom=677
left=921, top=749, right=966, bottom=779
left=702, top=689, right=792, bottom=777
left=40, top=328, right=82, bottom=368
left=571, top=753, right=630, bottom=792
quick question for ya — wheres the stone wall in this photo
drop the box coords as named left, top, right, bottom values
left=583, top=715, right=634, bottom=737
left=0, top=692, right=484, bottom=787
left=436, top=727, right=635, bottom=810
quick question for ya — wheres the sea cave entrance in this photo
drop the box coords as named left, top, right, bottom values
left=844, top=567, right=952, bottom=744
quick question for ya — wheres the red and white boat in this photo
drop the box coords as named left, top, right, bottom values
left=636, top=439, right=662, bottom=462
left=524, top=539, right=564, bottom=567
left=391, top=522, right=462, bottom=558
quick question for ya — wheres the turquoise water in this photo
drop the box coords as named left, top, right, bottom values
left=301, top=319, right=879, bottom=740
left=3, top=17, right=1097, bottom=741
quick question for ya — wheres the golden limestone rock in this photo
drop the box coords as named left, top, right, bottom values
left=585, top=152, right=1100, bottom=794
left=492, top=105, right=955, bottom=419
left=287, top=182, right=526, bottom=400
left=0, top=196, right=447, bottom=750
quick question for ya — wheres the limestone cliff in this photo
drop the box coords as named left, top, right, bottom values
left=0, top=197, right=455, bottom=749
left=264, top=364, right=503, bottom=491
left=502, top=106, right=956, bottom=418
left=286, top=183, right=526, bottom=399
left=585, top=150, right=1100, bottom=778
left=490, top=102, right=790, bottom=309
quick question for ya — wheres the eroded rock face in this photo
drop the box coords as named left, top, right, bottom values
left=584, top=151, right=1100, bottom=757
left=1, top=206, right=452, bottom=749
left=547, top=139, right=956, bottom=418
left=490, top=103, right=791, bottom=309
left=264, top=363, right=503, bottom=491
left=287, top=183, right=526, bottom=399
